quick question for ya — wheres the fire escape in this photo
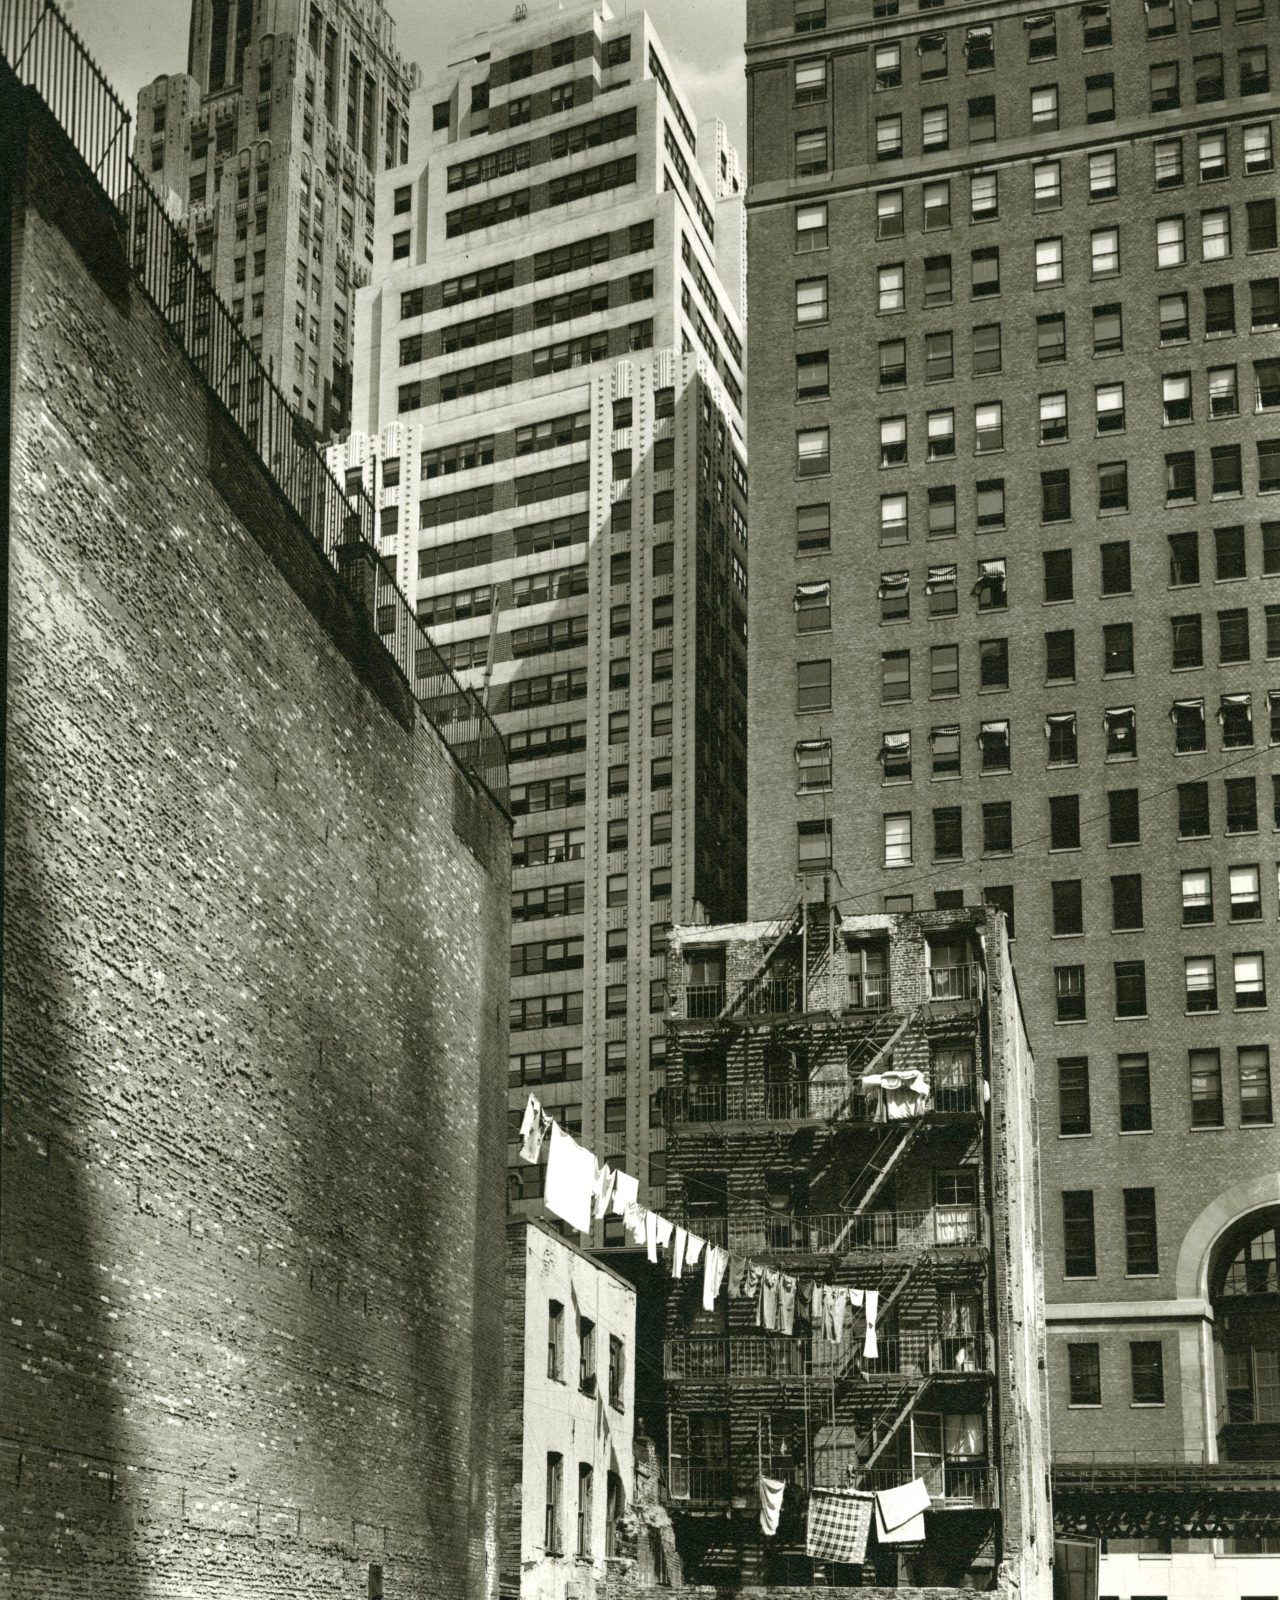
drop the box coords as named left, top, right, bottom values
left=664, top=890, right=996, bottom=1532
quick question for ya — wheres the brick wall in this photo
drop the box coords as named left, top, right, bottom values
left=2, top=93, right=510, bottom=1600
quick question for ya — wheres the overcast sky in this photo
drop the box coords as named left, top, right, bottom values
left=64, top=0, right=748, bottom=163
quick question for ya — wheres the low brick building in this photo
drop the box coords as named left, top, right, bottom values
left=503, top=1220, right=638, bottom=1600
left=659, top=893, right=1051, bottom=1594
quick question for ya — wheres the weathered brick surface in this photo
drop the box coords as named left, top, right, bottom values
left=2, top=99, right=510, bottom=1599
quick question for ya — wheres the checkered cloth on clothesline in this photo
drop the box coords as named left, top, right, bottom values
left=805, top=1487, right=874, bottom=1565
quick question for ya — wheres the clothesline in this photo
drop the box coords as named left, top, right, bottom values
left=517, top=1093, right=879, bottom=1357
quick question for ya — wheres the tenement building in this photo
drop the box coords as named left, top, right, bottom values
left=332, top=1, right=749, bottom=1235
left=135, top=0, right=419, bottom=436
left=661, top=896, right=1051, bottom=1592
left=743, top=0, right=1280, bottom=1591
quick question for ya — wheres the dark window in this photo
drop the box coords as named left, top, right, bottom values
left=1111, top=874, right=1143, bottom=930
left=1225, top=775, right=1258, bottom=833
left=1049, top=793, right=1081, bottom=851
left=1063, top=1191, right=1097, bottom=1276
left=1115, top=960, right=1147, bottom=1017
left=982, top=800, right=1012, bottom=853
left=1123, top=1188, right=1159, bottom=1274
left=1131, top=1342, right=1165, bottom=1405
left=1108, top=789, right=1140, bottom=844
left=1052, top=880, right=1084, bottom=937
left=1178, top=781, right=1210, bottom=837
left=1056, top=965, right=1086, bottom=1022
left=1119, top=1054, right=1152, bottom=1132
left=1042, top=469, right=1071, bottom=522
left=1104, top=622, right=1135, bottom=676
left=933, top=807, right=963, bottom=860
left=1046, top=629, right=1076, bottom=682
left=1069, top=1342, right=1101, bottom=1405
left=1169, top=530, right=1200, bottom=586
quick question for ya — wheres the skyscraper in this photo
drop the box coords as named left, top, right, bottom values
left=135, top=0, right=418, bottom=437
left=744, top=0, right=1279, bottom=1586
left=332, top=0, right=749, bottom=1237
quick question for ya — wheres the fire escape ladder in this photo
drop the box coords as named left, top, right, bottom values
left=841, top=1119, right=927, bottom=1223
left=861, top=1376, right=932, bottom=1471
left=845, top=1004, right=920, bottom=1085
left=715, top=892, right=805, bottom=1024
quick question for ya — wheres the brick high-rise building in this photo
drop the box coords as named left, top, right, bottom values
left=743, top=0, right=1279, bottom=1589
left=332, top=0, right=749, bottom=1236
left=135, top=0, right=419, bottom=436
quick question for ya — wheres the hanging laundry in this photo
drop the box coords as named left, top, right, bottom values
left=863, top=1288, right=880, bottom=1360
left=873, top=1477, right=930, bottom=1545
left=742, top=1260, right=763, bottom=1302
left=592, top=1162, right=616, bottom=1220
left=543, top=1121, right=595, bottom=1233
left=795, top=1278, right=815, bottom=1331
left=702, top=1244, right=728, bottom=1312
left=672, top=1226, right=688, bottom=1278
left=806, top=1488, right=874, bottom=1564
left=655, top=1216, right=674, bottom=1258
left=518, top=1093, right=548, bottom=1163
left=759, top=1475, right=786, bottom=1538
left=848, top=1286, right=864, bottom=1310
left=809, top=1280, right=824, bottom=1326
left=861, top=1068, right=930, bottom=1123
left=610, top=1170, right=639, bottom=1217
left=757, top=1268, right=781, bottom=1331
left=778, top=1274, right=797, bottom=1335
left=726, top=1254, right=748, bottom=1298
left=686, top=1234, right=706, bottom=1269
left=645, top=1209, right=661, bottom=1263
left=822, top=1283, right=848, bottom=1343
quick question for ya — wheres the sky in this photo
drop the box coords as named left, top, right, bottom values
left=64, top=0, right=748, bottom=163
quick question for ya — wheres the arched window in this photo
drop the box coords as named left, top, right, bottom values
left=1210, top=1211, right=1280, bottom=1455
left=1220, top=1225, right=1277, bottom=1299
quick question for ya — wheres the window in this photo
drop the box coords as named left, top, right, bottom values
left=796, top=738, right=833, bottom=791
left=932, top=806, right=963, bottom=860
left=1036, top=238, right=1064, bottom=288
left=1225, top=775, right=1258, bottom=832
left=1202, top=208, right=1232, bottom=260
left=1052, top=881, right=1085, bottom=938
left=970, top=170, right=998, bottom=220
left=1115, top=959, right=1148, bottom=1017
left=1154, top=138, right=1184, bottom=190
left=608, top=1336, right=625, bottom=1412
left=884, top=812, right=912, bottom=867
left=1208, top=365, right=1239, bottom=418
left=1239, top=43, right=1270, bottom=95
left=1261, top=436, right=1280, bottom=490
left=796, top=202, right=828, bottom=251
left=929, top=485, right=957, bottom=538
left=1040, top=391, right=1068, bottom=442
left=975, top=402, right=1003, bottom=453
left=880, top=417, right=907, bottom=466
left=1178, top=781, right=1211, bottom=839
left=930, top=644, right=958, bottom=696
left=1111, top=873, right=1143, bottom=930
left=923, top=180, right=951, bottom=230
left=1028, top=13, right=1056, bottom=58
left=797, top=502, right=831, bottom=554
left=1069, top=1342, right=1101, bottom=1404
left=980, top=725, right=1010, bottom=775
left=1117, top=1054, right=1152, bottom=1132
left=798, top=658, right=832, bottom=712
left=1219, top=607, right=1250, bottom=664
left=1043, top=548, right=1074, bottom=603
left=882, top=649, right=911, bottom=701
left=798, top=818, right=833, bottom=871
left=880, top=493, right=908, bottom=544
left=1131, top=1342, right=1165, bottom=1405
left=1186, top=954, right=1218, bottom=1011
left=1031, top=85, right=1059, bottom=131
left=1037, top=314, right=1066, bottom=366
left=1041, top=469, right=1071, bottom=522
left=1166, top=450, right=1196, bottom=504
left=922, top=727, right=958, bottom=783
left=1094, top=303, right=1123, bottom=354
left=1181, top=869, right=1213, bottom=927
left=879, top=339, right=907, bottom=388
left=1252, top=277, right=1280, bottom=330
left=546, top=1453, right=564, bottom=1553
left=927, top=409, right=955, bottom=458
left=979, top=637, right=1008, bottom=689
left=919, top=31, right=947, bottom=77
left=1090, top=149, right=1118, bottom=198
left=873, top=43, right=901, bottom=88
left=1220, top=691, right=1253, bottom=746
left=796, top=277, right=828, bottom=323
left=878, top=263, right=905, bottom=313
left=880, top=570, right=910, bottom=621
left=1049, top=793, right=1081, bottom=851
left=1047, top=713, right=1077, bottom=765
left=877, top=190, right=904, bottom=240
left=796, top=351, right=830, bottom=400
left=968, top=95, right=995, bottom=141
left=1230, top=864, right=1262, bottom=922
left=797, top=427, right=830, bottom=477
left=1091, top=227, right=1119, bottom=277
left=1104, top=622, right=1134, bottom=675
left=1033, top=161, right=1062, bottom=212
left=1157, top=215, right=1187, bottom=267
left=1239, top=1047, right=1273, bottom=1125
left=1105, top=705, right=1136, bottom=758
left=972, top=247, right=1000, bottom=297
left=1056, top=965, right=1086, bottom=1023
left=924, top=256, right=952, bottom=306
left=876, top=113, right=903, bottom=160
left=795, top=57, right=828, bottom=103
left=1046, top=630, right=1076, bottom=683
left=796, top=580, right=832, bottom=632
left=794, top=128, right=828, bottom=175
left=1086, top=74, right=1115, bottom=123
left=548, top=1301, right=565, bottom=1380
left=795, top=0, right=826, bottom=29
left=1063, top=1190, right=1096, bottom=1274
left=1172, top=614, right=1204, bottom=670
left=1163, top=372, right=1193, bottom=424
left=1195, top=51, right=1225, bottom=102
left=1234, top=951, right=1266, bottom=1008
left=1169, top=530, right=1200, bottom=586
left=965, top=325, right=998, bottom=378
left=1245, top=123, right=1274, bottom=174
left=1124, top=1188, right=1159, bottom=1275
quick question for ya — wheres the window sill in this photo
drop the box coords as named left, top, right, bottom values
left=1068, top=1402, right=1103, bottom=1410
left=1190, top=1122, right=1225, bottom=1132
left=1119, top=1128, right=1153, bottom=1137
left=1130, top=1402, right=1167, bottom=1410
left=1125, top=1273, right=1160, bottom=1280
left=1097, top=506, right=1131, bottom=518
left=1051, top=932, right=1085, bottom=940
left=1058, top=1131, right=1091, bottom=1139
left=1055, top=1018, right=1089, bottom=1026
left=1242, top=1120, right=1276, bottom=1129
left=1114, top=1013, right=1148, bottom=1022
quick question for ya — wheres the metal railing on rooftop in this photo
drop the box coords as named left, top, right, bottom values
left=2, top=1, right=508, bottom=812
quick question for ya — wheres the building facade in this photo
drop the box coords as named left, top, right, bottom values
left=135, top=0, right=418, bottom=436
left=742, top=0, right=1280, bottom=1588
left=660, top=899, right=1051, bottom=1592
left=502, top=1220, right=638, bottom=1600
left=332, top=1, right=749, bottom=1234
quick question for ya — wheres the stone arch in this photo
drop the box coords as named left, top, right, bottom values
left=1174, top=1172, right=1280, bottom=1300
